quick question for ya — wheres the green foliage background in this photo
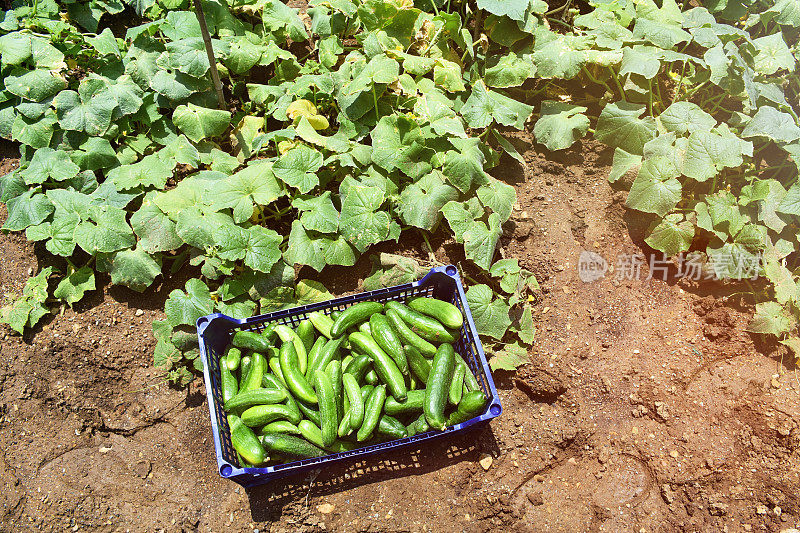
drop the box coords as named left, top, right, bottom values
left=0, top=0, right=798, bottom=380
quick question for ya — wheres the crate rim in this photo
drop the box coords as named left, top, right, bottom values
left=197, top=264, right=502, bottom=487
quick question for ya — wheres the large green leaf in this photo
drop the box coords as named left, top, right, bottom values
left=595, top=102, right=657, bottom=156
left=53, top=266, right=96, bottom=305
left=752, top=33, right=796, bottom=75
left=398, top=172, right=458, bottom=231
left=131, top=195, right=183, bottom=253
left=172, top=103, right=232, bottom=142
left=741, top=106, right=800, bottom=143
left=292, top=191, right=340, bottom=233
left=110, top=154, right=173, bottom=191
left=52, top=86, right=116, bottom=136
left=339, top=185, right=393, bottom=253
left=73, top=205, right=136, bottom=254
left=533, top=101, right=589, bottom=151
left=644, top=213, right=694, bottom=256
left=165, top=279, right=214, bottom=327
left=273, top=145, right=323, bottom=193
left=214, top=225, right=283, bottom=273
left=466, top=284, right=511, bottom=339
left=210, top=161, right=283, bottom=223
left=625, top=156, right=681, bottom=216
left=21, top=148, right=80, bottom=185
left=461, top=80, right=533, bottom=130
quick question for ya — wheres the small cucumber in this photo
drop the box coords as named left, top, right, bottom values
left=377, top=414, right=407, bottom=440
left=220, top=361, right=238, bottom=404
left=330, top=311, right=342, bottom=321
left=370, top=314, right=408, bottom=376
left=408, top=297, right=464, bottom=330
left=358, top=321, right=372, bottom=335
left=224, top=387, right=286, bottom=413
left=308, top=311, right=334, bottom=339
left=260, top=420, right=300, bottom=435
left=385, top=301, right=456, bottom=344
left=338, top=411, right=353, bottom=438
left=449, top=363, right=465, bottom=406
left=307, top=337, right=345, bottom=380
left=458, top=354, right=481, bottom=392
left=364, top=369, right=378, bottom=385
left=297, top=400, right=321, bottom=427
left=357, top=385, right=386, bottom=442
left=228, top=414, right=266, bottom=466
left=405, top=345, right=431, bottom=384
left=279, top=341, right=317, bottom=404
left=446, top=390, right=488, bottom=426
left=386, top=309, right=436, bottom=357
left=232, top=328, right=274, bottom=352
left=343, top=353, right=372, bottom=383
left=224, top=346, right=242, bottom=371
left=326, top=360, right=344, bottom=421
left=260, top=432, right=325, bottom=458
left=384, top=389, right=425, bottom=416
left=406, top=413, right=430, bottom=436
left=313, top=368, right=338, bottom=447
left=348, top=332, right=407, bottom=402
left=342, top=373, right=364, bottom=429
left=360, top=384, right=374, bottom=401
left=330, top=301, right=384, bottom=338
left=298, top=419, right=326, bottom=449
left=424, top=343, right=456, bottom=430
left=274, top=324, right=308, bottom=374
left=296, top=319, right=315, bottom=353
left=241, top=403, right=301, bottom=427
left=268, top=357, right=287, bottom=388
left=239, top=355, right=251, bottom=387
left=241, top=351, right=265, bottom=392
left=305, top=336, right=327, bottom=379
left=262, top=373, right=300, bottom=421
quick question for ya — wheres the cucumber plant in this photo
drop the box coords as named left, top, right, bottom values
left=0, top=0, right=796, bottom=382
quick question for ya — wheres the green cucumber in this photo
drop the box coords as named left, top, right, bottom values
left=297, top=400, right=321, bottom=426
left=262, top=373, right=300, bottom=421
left=343, top=353, right=372, bottom=383
left=342, top=373, right=364, bottom=430
left=405, top=345, right=431, bottom=384
left=228, top=414, right=266, bottom=466
left=330, top=301, right=384, bottom=338
left=241, top=404, right=301, bottom=427
left=364, top=368, right=378, bottom=385
left=458, top=354, right=481, bottom=392
left=449, top=363, right=465, bottom=405
left=357, top=385, right=386, bottom=442
left=274, top=324, right=308, bottom=374
left=338, top=411, right=353, bottom=438
left=446, top=390, right=488, bottom=426
left=224, top=387, right=286, bottom=413
left=260, top=420, right=300, bottom=435
left=386, top=309, right=436, bottom=357
left=298, top=419, right=326, bottom=449
left=360, top=384, right=374, bottom=401
left=377, top=414, right=407, bottom=440
left=408, top=297, right=464, bottom=330
left=279, top=341, right=318, bottom=404
left=305, top=336, right=327, bottom=379
left=326, top=360, right=344, bottom=421
left=358, top=321, right=372, bottom=335
left=241, top=351, right=265, bottom=392
left=308, top=337, right=345, bottom=380
left=232, top=328, right=275, bottom=352
left=220, top=361, right=238, bottom=404
left=424, top=343, right=456, bottom=430
left=370, top=314, right=408, bottom=376
left=296, top=319, right=315, bottom=353
left=260, top=432, right=325, bottom=458
left=406, top=413, right=430, bottom=436
left=348, top=332, right=407, bottom=402
left=328, top=439, right=358, bottom=453
left=308, top=311, right=334, bottom=339
left=384, top=389, right=425, bottom=416
left=224, top=346, right=242, bottom=371
left=239, top=356, right=251, bottom=387
left=314, top=368, right=338, bottom=447
left=385, top=301, right=456, bottom=344
left=268, top=357, right=287, bottom=388
left=330, top=311, right=342, bottom=321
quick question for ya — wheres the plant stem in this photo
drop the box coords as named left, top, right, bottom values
left=372, top=85, right=380, bottom=122
left=648, top=79, right=654, bottom=117
left=608, top=67, right=626, bottom=101
left=193, top=0, right=226, bottom=110
left=673, top=61, right=687, bottom=101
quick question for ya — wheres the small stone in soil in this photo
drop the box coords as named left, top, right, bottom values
left=527, top=492, right=544, bottom=506
left=317, top=503, right=334, bottom=514
left=479, top=454, right=493, bottom=471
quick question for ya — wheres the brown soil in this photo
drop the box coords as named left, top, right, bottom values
left=1, top=137, right=799, bottom=532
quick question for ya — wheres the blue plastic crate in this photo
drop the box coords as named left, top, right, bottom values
left=197, top=265, right=502, bottom=488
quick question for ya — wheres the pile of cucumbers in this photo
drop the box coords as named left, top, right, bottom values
left=220, top=296, right=488, bottom=467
